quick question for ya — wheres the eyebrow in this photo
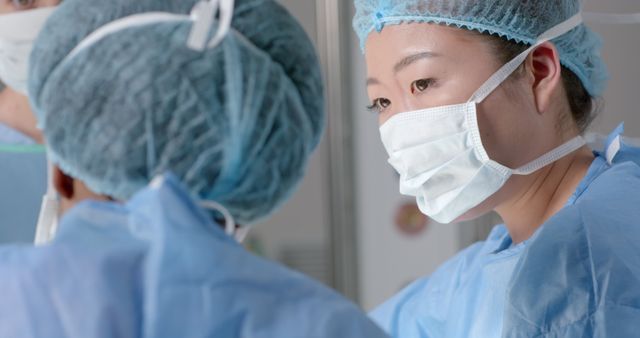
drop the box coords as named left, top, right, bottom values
left=366, top=51, right=440, bottom=87
left=366, top=78, right=380, bottom=86
left=393, top=51, right=440, bottom=73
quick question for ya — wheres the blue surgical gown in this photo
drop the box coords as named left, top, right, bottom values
left=0, top=122, right=46, bottom=244
left=371, top=126, right=640, bottom=337
left=0, top=173, right=388, bottom=338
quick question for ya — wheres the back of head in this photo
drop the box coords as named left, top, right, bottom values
left=29, top=0, right=324, bottom=224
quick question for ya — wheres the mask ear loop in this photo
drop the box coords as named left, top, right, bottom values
left=234, top=226, right=251, bottom=243
left=467, top=13, right=583, bottom=104
left=199, top=200, right=237, bottom=239
left=189, top=0, right=238, bottom=240
left=152, top=176, right=247, bottom=242
left=63, top=0, right=235, bottom=63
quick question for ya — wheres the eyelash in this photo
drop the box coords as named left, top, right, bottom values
left=367, top=78, right=435, bottom=114
left=367, top=98, right=390, bottom=114
left=12, top=0, right=35, bottom=9
left=411, top=78, right=435, bottom=94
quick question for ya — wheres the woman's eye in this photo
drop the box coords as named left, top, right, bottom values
left=411, top=79, right=434, bottom=94
left=367, top=98, right=391, bottom=114
left=12, top=0, right=35, bottom=9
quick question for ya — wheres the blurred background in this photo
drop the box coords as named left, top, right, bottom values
left=247, top=0, right=640, bottom=311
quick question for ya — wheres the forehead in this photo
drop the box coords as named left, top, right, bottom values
left=364, top=23, right=492, bottom=72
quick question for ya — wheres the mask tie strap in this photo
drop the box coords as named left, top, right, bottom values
left=34, top=159, right=60, bottom=245
left=511, top=136, right=587, bottom=175
left=603, top=123, right=625, bottom=165
left=64, top=0, right=235, bottom=62
left=65, top=12, right=187, bottom=61
left=199, top=200, right=249, bottom=242
left=468, top=13, right=583, bottom=104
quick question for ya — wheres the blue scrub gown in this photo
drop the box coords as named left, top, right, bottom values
left=370, top=125, right=640, bottom=338
left=0, top=122, right=46, bottom=243
left=0, top=173, right=388, bottom=338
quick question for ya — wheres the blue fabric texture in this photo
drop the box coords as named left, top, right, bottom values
left=369, top=127, right=640, bottom=337
left=0, top=173, right=388, bottom=338
left=29, top=0, right=324, bottom=224
left=0, top=123, right=46, bottom=244
left=370, top=224, right=528, bottom=338
left=0, top=148, right=46, bottom=244
left=352, top=0, right=608, bottom=96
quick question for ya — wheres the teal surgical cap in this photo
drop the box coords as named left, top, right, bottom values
left=29, top=0, right=324, bottom=224
left=353, top=0, right=609, bottom=96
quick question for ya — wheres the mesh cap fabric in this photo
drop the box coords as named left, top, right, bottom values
left=29, top=0, right=324, bottom=224
left=353, top=0, right=608, bottom=96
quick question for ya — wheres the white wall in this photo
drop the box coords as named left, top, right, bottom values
left=584, top=0, right=640, bottom=137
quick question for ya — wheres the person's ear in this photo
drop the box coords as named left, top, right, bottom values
left=524, top=41, right=563, bottom=114
left=53, top=165, right=74, bottom=199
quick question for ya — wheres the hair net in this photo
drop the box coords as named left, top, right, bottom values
left=28, top=0, right=324, bottom=225
left=353, top=0, right=608, bottom=96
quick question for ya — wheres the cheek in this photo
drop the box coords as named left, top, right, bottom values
left=378, top=109, right=395, bottom=125
left=458, top=174, right=522, bottom=221
left=0, top=4, right=15, bottom=13
left=475, top=97, right=508, bottom=161
left=475, top=86, right=533, bottom=167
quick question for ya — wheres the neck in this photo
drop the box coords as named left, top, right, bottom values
left=496, top=146, right=594, bottom=244
left=0, top=87, right=43, bottom=144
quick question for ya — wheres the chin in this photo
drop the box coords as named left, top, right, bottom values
left=454, top=205, right=494, bottom=223
left=452, top=213, right=479, bottom=223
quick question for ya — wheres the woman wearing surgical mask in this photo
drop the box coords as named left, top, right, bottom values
left=0, top=0, right=389, bottom=336
left=355, top=0, right=640, bottom=337
left=0, top=0, right=59, bottom=243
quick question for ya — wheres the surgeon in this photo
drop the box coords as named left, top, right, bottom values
left=0, top=1, right=59, bottom=243
left=0, top=0, right=390, bottom=336
left=354, top=0, right=640, bottom=336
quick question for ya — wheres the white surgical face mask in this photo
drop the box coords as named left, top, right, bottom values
left=0, top=7, right=55, bottom=94
left=380, top=13, right=587, bottom=224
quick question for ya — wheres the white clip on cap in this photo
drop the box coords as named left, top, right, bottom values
left=187, top=0, right=235, bottom=51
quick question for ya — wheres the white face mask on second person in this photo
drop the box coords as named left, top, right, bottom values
left=0, top=7, right=55, bottom=94
left=379, top=14, right=587, bottom=224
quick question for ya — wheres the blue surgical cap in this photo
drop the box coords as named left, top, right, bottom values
left=353, top=0, right=609, bottom=96
left=29, top=0, right=324, bottom=224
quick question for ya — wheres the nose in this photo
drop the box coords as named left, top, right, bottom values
left=378, top=95, right=419, bottom=126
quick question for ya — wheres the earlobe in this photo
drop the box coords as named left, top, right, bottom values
left=528, top=42, right=562, bottom=114
left=53, top=166, right=74, bottom=199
